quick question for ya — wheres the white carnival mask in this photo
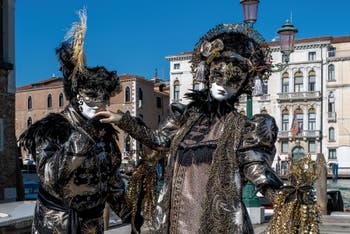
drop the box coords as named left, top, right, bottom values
left=210, top=83, right=235, bottom=101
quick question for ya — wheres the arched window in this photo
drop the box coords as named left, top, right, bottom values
left=308, top=70, right=316, bottom=91
left=328, top=92, right=335, bottom=112
left=281, top=109, right=289, bottom=131
left=27, top=96, right=32, bottom=110
left=329, top=127, right=335, bottom=141
left=294, top=71, right=303, bottom=92
left=328, top=64, right=335, bottom=81
left=59, top=93, right=64, bottom=107
left=125, top=86, right=131, bottom=103
left=47, top=94, right=52, bottom=108
left=308, top=108, right=316, bottom=130
left=292, top=146, right=305, bottom=161
left=174, top=80, right=180, bottom=101
left=27, top=117, right=32, bottom=127
left=281, top=72, right=289, bottom=93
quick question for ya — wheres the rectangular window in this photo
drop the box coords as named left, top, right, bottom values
left=308, top=76, right=315, bottom=91
left=308, top=141, right=315, bottom=153
left=282, top=114, right=289, bottom=131
left=282, top=78, right=289, bottom=93
left=329, top=149, right=337, bottom=159
left=328, top=47, right=336, bottom=57
left=308, top=113, right=316, bottom=130
left=308, top=52, right=316, bottom=61
left=0, top=118, right=3, bottom=152
left=174, top=85, right=180, bottom=101
left=174, top=63, right=180, bottom=70
left=281, top=141, right=288, bottom=153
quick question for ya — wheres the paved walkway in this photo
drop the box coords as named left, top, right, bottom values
left=107, top=214, right=350, bottom=234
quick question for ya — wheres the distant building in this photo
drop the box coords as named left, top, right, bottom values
left=16, top=75, right=170, bottom=167
left=0, top=0, right=18, bottom=202
left=166, top=35, right=350, bottom=175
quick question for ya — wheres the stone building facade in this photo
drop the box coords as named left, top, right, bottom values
left=166, top=35, right=350, bottom=175
left=16, top=75, right=169, bottom=167
left=0, top=0, right=18, bottom=202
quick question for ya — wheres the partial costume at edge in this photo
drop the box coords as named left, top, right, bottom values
left=19, top=10, right=130, bottom=234
left=117, top=24, right=284, bottom=234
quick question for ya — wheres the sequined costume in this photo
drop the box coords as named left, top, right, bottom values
left=20, top=105, right=130, bottom=234
left=117, top=97, right=282, bottom=234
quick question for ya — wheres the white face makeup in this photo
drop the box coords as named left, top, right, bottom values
left=210, top=83, right=235, bottom=101
left=80, top=101, right=106, bottom=119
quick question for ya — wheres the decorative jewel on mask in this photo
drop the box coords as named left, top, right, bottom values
left=78, top=92, right=107, bottom=107
left=252, top=76, right=264, bottom=96
left=200, top=39, right=225, bottom=64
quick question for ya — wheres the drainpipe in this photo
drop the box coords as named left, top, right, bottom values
left=320, top=44, right=324, bottom=155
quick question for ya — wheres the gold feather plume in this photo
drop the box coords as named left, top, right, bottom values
left=64, top=8, right=87, bottom=84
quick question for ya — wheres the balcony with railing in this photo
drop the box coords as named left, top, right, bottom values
left=277, top=91, right=321, bottom=102
left=328, top=112, right=337, bottom=122
left=278, top=129, right=321, bottom=140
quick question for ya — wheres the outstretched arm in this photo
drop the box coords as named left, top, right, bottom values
left=239, top=114, right=283, bottom=202
left=96, top=103, right=186, bottom=151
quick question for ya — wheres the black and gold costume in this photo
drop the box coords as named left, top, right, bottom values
left=20, top=106, right=130, bottom=234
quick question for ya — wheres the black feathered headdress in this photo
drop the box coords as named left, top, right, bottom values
left=56, top=9, right=120, bottom=102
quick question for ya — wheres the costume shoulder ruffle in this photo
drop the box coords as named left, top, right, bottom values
left=18, top=113, right=73, bottom=154
left=241, top=114, right=278, bottom=150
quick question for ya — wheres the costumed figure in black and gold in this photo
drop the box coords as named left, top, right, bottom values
left=19, top=10, right=134, bottom=234
left=97, top=24, right=319, bottom=234
left=97, top=23, right=282, bottom=234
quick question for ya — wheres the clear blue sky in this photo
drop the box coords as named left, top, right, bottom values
left=16, top=0, right=350, bottom=87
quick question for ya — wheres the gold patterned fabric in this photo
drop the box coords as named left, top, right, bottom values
left=118, top=102, right=280, bottom=234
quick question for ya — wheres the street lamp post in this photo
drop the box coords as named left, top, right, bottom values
left=240, top=0, right=298, bottom=209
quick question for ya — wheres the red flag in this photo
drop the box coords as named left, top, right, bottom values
left=290, top=111, right=299, bottom=139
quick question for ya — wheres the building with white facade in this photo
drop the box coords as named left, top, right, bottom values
left=166, top=35, right=350, bottom=175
